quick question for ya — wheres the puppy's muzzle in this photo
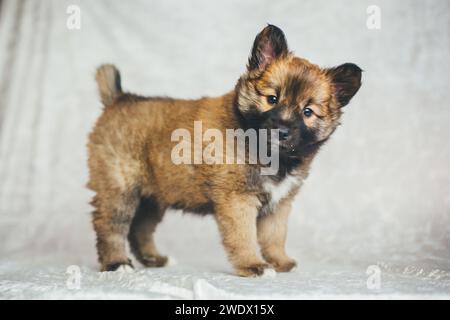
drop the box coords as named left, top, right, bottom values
left=278, top=126, right=290, bottom=141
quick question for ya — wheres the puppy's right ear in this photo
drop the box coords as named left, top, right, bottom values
left=326, top=63, right=362, bottom=107
left=248, top=24, right=289, bottom=71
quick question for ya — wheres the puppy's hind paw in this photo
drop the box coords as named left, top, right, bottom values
left=236, top=263, right=275, bottom=278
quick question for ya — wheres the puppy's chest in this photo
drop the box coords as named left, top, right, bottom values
left=258, top=174, right=303, bottom=215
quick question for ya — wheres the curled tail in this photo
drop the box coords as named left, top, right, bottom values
left=96, top=64, right=122, bottom=106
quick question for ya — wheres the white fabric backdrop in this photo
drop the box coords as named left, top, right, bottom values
left=0, top=0, right=449, bottom=298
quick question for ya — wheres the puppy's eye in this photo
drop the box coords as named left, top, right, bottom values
left=267, top=95, right=278, bottom=105
left=303, top=107, right=313, bottom=117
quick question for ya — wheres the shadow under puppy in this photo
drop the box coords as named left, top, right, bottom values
left=87, top=25, right=362, bottom=277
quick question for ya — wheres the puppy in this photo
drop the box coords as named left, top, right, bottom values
left=87, top=25, right=361, bottom=276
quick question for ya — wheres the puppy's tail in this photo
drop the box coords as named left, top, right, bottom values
left=95, top=64, right=122, bottom=106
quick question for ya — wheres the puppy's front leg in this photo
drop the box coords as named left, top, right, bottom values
left=215, top=195, right=271, bottom=277
left=257, top=198, right=297, bottom=272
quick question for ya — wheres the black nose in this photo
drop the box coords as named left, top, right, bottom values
left=279, top=127, right=290, bottom=140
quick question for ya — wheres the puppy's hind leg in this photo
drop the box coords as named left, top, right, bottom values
left=91, top=189, right=140, bottom=272
left=128, top=197, right=168, bottom=268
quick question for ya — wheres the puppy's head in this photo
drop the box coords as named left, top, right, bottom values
left=235, top=25, right=362, bottom=156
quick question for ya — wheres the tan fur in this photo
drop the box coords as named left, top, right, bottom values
left=257, top=196, right=296, bottom=272
left=87, top=25, right=361, bottom=275
left=95, top=64, right=122, bottom=106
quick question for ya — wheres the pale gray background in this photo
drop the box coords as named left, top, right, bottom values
left=0, top=0, right=449, bottom=298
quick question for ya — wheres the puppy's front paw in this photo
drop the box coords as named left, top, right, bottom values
left=140, top=255, right=169, bottom=268
left=271, top=259, right=297, bottom=273
left=236, top=263, right=275, bottom=277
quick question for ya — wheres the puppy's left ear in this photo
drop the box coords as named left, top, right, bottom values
left=326, top=63, right=362, bottom=107
left=248, top=24, right=289, bottom=71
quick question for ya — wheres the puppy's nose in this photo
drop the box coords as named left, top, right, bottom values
left=279, top=127, right=290, bottom=141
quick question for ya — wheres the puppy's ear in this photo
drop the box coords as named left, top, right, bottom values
left=248, top=24, right=289, bottom=71
left=326, top=63, right=362, bottom=107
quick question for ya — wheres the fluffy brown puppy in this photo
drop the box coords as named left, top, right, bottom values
left=87, top=25, right=362, bottom=277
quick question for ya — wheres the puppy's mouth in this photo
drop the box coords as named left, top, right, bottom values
left=269, top=132, right=300, bottom=155
left=273, top=130, right=321, bottom=157
left=277, top=139, right=301, bottom=155
left=279, top=140, right=297, bottom=150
